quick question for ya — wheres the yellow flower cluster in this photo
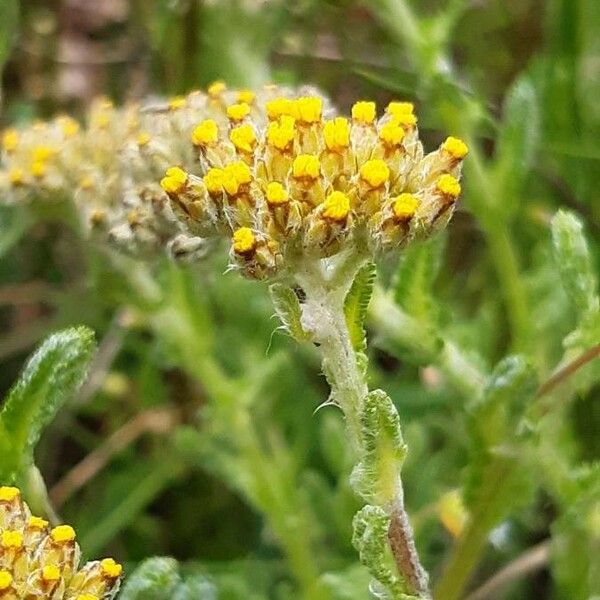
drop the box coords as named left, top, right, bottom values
left=0, top=82, right=467, bottom=276
left=160, top=93, right=467, bottom=278
left=0, top=486, right=122, bottom=599
left=0, top=84, right=333, bottom=259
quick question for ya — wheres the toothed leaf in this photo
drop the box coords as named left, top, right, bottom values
left=345, top=262, right=377, bottom=353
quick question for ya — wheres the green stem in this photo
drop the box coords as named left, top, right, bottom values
left=296, top=258, right=368, bottom=450
left=482, top=220, right=531, bottom=353
left=434, top=458, right=515, bottom=600
left=297, top=256, right=430, bottom=598
left=369, top=288, right=486, bottom=401
left=465, top=143, right=531, bottom=353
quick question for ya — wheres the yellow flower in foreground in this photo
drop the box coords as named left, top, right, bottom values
left=0, top=486, right=122, bottom=599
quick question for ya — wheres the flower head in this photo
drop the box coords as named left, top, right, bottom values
left=0, top=84, right=466, bottom=275
left=0, top=486, right=122, bottom=599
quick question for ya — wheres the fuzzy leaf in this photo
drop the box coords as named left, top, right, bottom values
left=120, top=557, right=181, bottom=600
left=470, top=355, right=536, bottom=447
left=465, top=355, right=537, bottom=507
left=269, top=283, right=312, bottom=342
left=0, top=326, right=96, bottom=481
left=352, top=390, right=407, bottom=505
left=352, top=505, right=416, bottom=599
left=494, top=76, right=540, bottom=212
left=551, top=210, right=599, bottom=316
left=393, top=235, right=444, bottom=324
left=173, top=576, right=217, bottom=600
left=344, top=262, right=377, bottom=353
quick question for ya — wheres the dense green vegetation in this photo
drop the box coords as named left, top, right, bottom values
left=0, top=1, right=598, bottom=598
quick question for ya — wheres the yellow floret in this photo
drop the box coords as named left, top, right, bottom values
left=59, top=116, right=80, bottom=138
left=351, top=101, right=376, bottom=124
left=291, top=96, right=322, bottom=123
left=51, top=525, right=76, bottom=543
left=0, top=571, right=12, bottom=591
left=323, top=117, right=350, bottom=152
left=160, top=167, right=188, bottom=195
left=95, top=114, right=111, bottom=129
left=266, top=97, right=293, bottom=120
left=391, top=112, right=417, bottom=128
left=266, top=116, right=295, bottom=150
left=322, top=191, right=350, bottom=221
left=436, top=174, right=461, bottom=198
left=215, top=162, right=252, bottom=196
left=2, top=128, right=19, bottom=152
left=136, top=132, right=151, bottom=147
left=204, top=168, right=225, bottom=194
left=9, top=168, right=24, bottom=186
left=30, top=160, right=47, bottom=179
left=266, top=181, right=289, bottom=206
left=191, top=119, right=219, bottom=146
left=226, top=102, right=251, bottom=121
left=0, top=486, right=20, bottom=501
left=292, top=154, right=320, bottom=180
left=76, top=596, right=98, bottom=600
left=32, top=145, right=54, bottom=162
left=387, top=101, right=414, bottom=116
left=29, top=515, right=49, bottom=529
left=1, top=530, right=23, bottom=549
left=233, top=227, right=256, bottom=254
left=169, top=96, right=187, bottom=110
left=226, top=161, right=252, bottom=186
left=230, top=124, right=256, bottom=153
left=100, top=558, right=123, bottom=578
left=237, top=89, right=256, bottom=104
left=442, top=136, right=469, bottom=159
left=379, top=121, right=405, bottom=147
left=360, top=159, right=390, bottom=188
left=42, top=565, right=61, bottom=582
left=392, top=193, right=419, bottom=219
left=208, top=80, right=226, bottom=97
left=80, top=176, right=94, bottom=190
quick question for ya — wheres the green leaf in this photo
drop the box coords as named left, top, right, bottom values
left=121, top=557, right=217, bottom=600
left=120, top=557, right=181, bottom=600
left=173, top=575, right=217, bottom=600
left=393, top=235, right=444, bottom=324
left=465, top=355, right=537, bottom=506
left=551, top=210, right=599, bottom=316
left=269, top=283, right=312, bottom=342
left=494, top=76, right=539, bottom=213
left=352, top=390, right=407, bottom=504
left=0, top=326, right=96, bottom=481
left=344, top=262, right=377, bottom=353
left=470, top=355, right=536, bottom=447
left=352, top=505, right=416, bottom=600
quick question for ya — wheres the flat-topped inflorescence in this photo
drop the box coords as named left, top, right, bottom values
left=160, top=93, right=467, bottom=278
left=0, top=486, right=122, bottom=599
left=0, top=83, right=467, bottom=275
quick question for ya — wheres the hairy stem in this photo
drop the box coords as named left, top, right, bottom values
left=297, top=256, right=430, bottom=598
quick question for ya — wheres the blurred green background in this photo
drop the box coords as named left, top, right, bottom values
left=0, top=1, right=599, bottom=599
